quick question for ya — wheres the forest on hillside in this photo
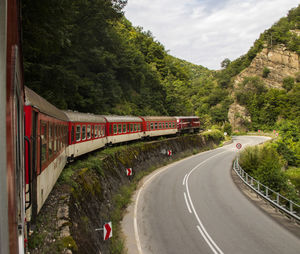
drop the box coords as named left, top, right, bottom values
left=22, top=0, right=231, bottom=128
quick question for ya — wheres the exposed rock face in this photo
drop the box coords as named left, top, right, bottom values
left=229, top=43, right=300, bottom=131
left=234, top=44, right=299, bottom=89
left=228, top=102, right=251, bottom=132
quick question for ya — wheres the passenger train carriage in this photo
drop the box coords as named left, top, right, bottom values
left=64, top=110, right=107, bottom=159
left=25, top=87, right=69, bottom=219
left=140, top=116, right=177, bottom=137
left=105, top=115, right=144, bottom=145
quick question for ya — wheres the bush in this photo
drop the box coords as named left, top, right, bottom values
left=262, top=67, right=271, bottom=78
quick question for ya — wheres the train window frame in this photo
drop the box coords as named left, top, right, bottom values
left=118, top=124, right=122, bottom=134
left=113, top=124, right=117, bottom=134
left=159, top=122, right=162, bottom=129
left=123, top=124, right=126, bottom=133
left=102, top=125, right=106, bottom=136
left=49, top=123, right=53, bottom=158
left=76, top=125, right=81, bottom=141
left=134, top=124, right=137, bottom=132
left=71, top=125, right=75, bottom=143
left=41, top=121, right=48, bottom=164
left=169, top=122, right=171, bottom=128
left=82, top=125, right=86, bottom=140
left=172, top=122, right=175, bottom=128
left=155, top=122, right=158, bottom=129
left=138, top=124, right=141, bottom=131
left=87, top=125, right=91, bottom=140
left=127, top=124, right=130, bottom=133
left=95, top=125, right=98, bottom=138
left=151, top=122, right=154, bottom=130
left=130, top=123, right=133, bottom=132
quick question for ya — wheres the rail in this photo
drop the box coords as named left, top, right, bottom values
left=233, top=158, right=300, bottom=222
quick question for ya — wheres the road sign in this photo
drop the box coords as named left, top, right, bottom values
left=126, top=168, right=132, bottom=176
left=167, top=150, right=172, bottom=156
left=236, top=143, right=242, bottom=149
left=104, top=222, right=112, bottom=240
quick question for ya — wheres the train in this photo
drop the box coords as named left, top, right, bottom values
left=1, top=1, right=200, bottom=253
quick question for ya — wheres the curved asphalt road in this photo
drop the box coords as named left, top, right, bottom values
left=122, top=136, right=300, bottom=254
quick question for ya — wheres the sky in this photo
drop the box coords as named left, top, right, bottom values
left=124, top=0, right=299, bottom=70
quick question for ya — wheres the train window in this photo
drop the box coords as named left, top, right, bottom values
left=41, top=122, right=48, bottom=163
left=76, top=125, right=81, bottom=141
left=155, top=122, right=158, bottom=129
left=151, top=123, right=154, bottom=130
left=99, top=125, right=102, bottom=137
left=134, top=124, right=137, bottom=132
left=87, top=125, right=91, bottom=139
left=118, top=124, right=122, bottom=133
left=49, top=124, right=53, bottom=158
left=172, top=122, right=175, bottom=128
left=82, top=125, right=86, bottom=140
left=54, top=125, right=57, bottom=153
left=138, top=124, right=141, bottom=131
left=72, top=125, right=75, bottom=143
left=113, top=124, right=117, bottom=134
left=130, top=124, right=133, bottom=132
left=169, top=122, right=171, bottom=128
left=127, top=124, right=130, bottom=133
left=123, top=124, right=126, bottom=133
left=91, top=125, right=94, bottom=138
left=103, top=125, right=106, bottom=136
left=159, top=123, right=162, bottom=129
left=95, top=125, right=98, bottom=138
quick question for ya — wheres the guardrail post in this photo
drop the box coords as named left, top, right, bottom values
left=290, top=201, right=293, bottom=213
left=250, top=177, right=253, bottom=186
left=276, top=193, right=279, bottom=204
left=257, top=182, right=260, bottom=192
left=266, top=187, right=268, bottom=197
left=246, top=173, right=248, bottom=183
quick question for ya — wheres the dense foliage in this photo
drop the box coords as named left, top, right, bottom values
left=22, top=0, right=233, bottom=127
left=239, top=144, right=299, bottom=202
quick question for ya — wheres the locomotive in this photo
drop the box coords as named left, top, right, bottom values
left=1, top=1, right=200, bottom=252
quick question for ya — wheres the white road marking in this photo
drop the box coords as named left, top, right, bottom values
left=197, top=225, right=219, bottom=254
left=134, top=148, right=229, bottom=254
left=185, top=151, right=228, bottom=254
left=182, top=173, right=187, bottom=185
left=184, top=192, right=192, bottom=213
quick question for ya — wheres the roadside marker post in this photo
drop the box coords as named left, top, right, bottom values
left=126, top=168, right=133, bottom=176
left=95, top=222, right=112, bottom=241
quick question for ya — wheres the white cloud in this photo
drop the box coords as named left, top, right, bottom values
left=124, top=0, right=299, bottom=69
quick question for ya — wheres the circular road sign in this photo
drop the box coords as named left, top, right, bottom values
left=236, top=143, right=242, bottom=149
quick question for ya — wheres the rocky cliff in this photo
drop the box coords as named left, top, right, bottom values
left=229, top=43, right=300, bottom=131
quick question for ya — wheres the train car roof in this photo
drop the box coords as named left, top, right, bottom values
left=103, top=115, right=142, bottom=123
left=25, top=86, right=69, bottom=121
left=175, top=116, right=199, bottom=120
left=141, top=116, right=176, bottom=121
left=63, top=110, right=106, bottom=123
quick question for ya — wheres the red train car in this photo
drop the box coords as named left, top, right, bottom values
left=175, top=116, right=200, bottom=134
left=24, top=87, right=69, bottom=221
left=0, top=0, right=26, bottom=253
left=64, top=110, right=107, bottom=159
left=140, top=116, right=177, bottom=138
left=104, top=116, right=143, bottom=145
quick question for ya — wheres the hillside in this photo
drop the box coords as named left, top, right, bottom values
left=225, top=5, right=300, bottom=131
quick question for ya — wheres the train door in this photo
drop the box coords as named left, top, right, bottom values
left=29, top=111, right=38, bottom=221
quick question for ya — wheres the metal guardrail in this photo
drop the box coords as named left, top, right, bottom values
left=233, top=158, right=300, bottom=222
